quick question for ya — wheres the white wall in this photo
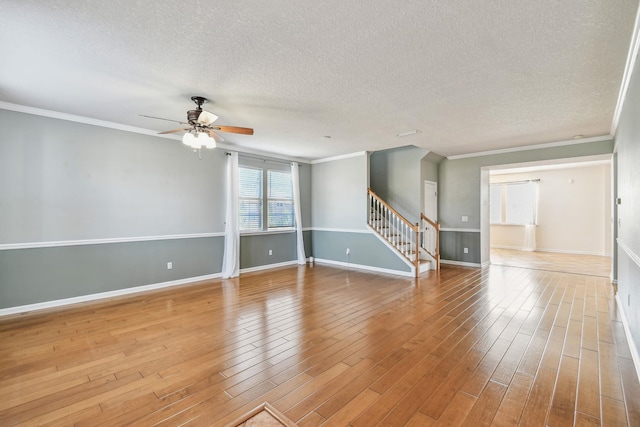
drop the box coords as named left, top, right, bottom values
left=490, top=162, right=611, bottom=256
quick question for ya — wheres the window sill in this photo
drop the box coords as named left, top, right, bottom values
left=240, top=228, right=296, bottom=236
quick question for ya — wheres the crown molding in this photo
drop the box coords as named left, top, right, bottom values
left=0, top=101, right=313, bottom=164
left=0, top=100, right=182, bottom=140
left=446, top=135, right=612, bottom=160
left=611, top=3, right=640, bottom=136
left=311, top=151, right=367, bottom=164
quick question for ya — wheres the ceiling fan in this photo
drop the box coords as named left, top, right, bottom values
left=141, top=96, right=254, bottom=149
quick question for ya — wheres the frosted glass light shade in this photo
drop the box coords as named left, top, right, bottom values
left=182, top=132, right=195, bottom=146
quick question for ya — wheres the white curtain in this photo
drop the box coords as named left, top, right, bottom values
left=221, top=152, right=240, bottom=278
left=291, top=162, right=307, bottom=264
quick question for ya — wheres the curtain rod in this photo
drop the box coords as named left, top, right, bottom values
left=225, top=151, right=294, bottom=166
left=492, top=179, right=541, bottom=184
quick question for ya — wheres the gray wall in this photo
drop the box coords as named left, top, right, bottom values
left=370, top=146, right=429, bottom=224
left=0, top=109, right=311, bottom=309
left=438, top=139, right=615, bottom=264
left=614, top=55, right=640, bottom=358
left=311, top=154, right=368, bottom=230
left=0, top=110, right=227, bottom=241
left=312, top=230, right=410, bottom=272
left=0, top=237, right=224, bottom=307
left=311, top=153, right=411, bottom=273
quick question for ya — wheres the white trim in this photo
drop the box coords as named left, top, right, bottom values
left=615, top=293, right=640, bottom=387
left=0, top=232, right=225, bottom=251
left=0, top=273, right=221, bottom=317
left=0, top=101, right=183, bottom=140
left=490, top=246, right=610, bottom=257
left=313, top=258, right=414, bottom=277
left=482, top=260, right=491, bottom=269
left=440, top=259, right=482, bottom=268
left=447, top=135, right=612, bottom=160
left=310, top=151, right=367, bottom=164
left=240, top=229, right=295, bottom=237
left=611, top=2, right=640, bottom=136
left=536, top=248, right=609, bottom=257
left=239, top=260, right=299, bottom=274
left=618, top=238, right=640, bottom=268
left=307, top=227, right=372, bottom=234
left=440, top=228, right=481, bottom=233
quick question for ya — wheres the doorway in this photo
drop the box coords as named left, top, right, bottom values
left=486, top=158, right=613, bottom=278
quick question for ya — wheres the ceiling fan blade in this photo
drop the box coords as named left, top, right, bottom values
left=139, top=114, right=189, bottom=125
left=213, top=126, right=254, bottom=135
left=197, top=111, right=219, bottom=126
left=206, top=129, right=225, bottom=142
left=158, top=127, right=191, bottom=134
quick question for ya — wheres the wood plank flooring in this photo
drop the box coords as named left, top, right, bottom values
left=1, top=262, right=638, bottom=426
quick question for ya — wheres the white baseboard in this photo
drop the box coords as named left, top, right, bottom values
left=0, top=273, right=222, bottom=317
left=440, top=259, right=482, bottom=268
left=615, top=294, right=640, bottom=387
left=490, top=246, right=609, bottom=257
left=312, top=258, right=414, bottom=277
left=240, top=260, right=299, bottom=274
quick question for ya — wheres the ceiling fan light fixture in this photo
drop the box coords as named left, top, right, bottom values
left=190, top=131, right=216, bottom=149
left=198, top=111, right=219, bottom=126
left=204, top=134, right=216, bottom=149
left=182, top=132, right=195, bottom=146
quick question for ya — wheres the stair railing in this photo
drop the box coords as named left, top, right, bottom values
left=367, top=188, right=420, bottom=277
left=420, top=213, right=440, bottom=271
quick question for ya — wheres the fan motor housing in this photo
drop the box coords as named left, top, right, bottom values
left=187, top=109, right=201, bottom=125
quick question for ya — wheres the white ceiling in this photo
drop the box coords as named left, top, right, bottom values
left=1, top=0, right=638, bottom=161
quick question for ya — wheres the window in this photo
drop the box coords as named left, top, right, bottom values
left=267, top=170, right=294, bottom=228
left=490, top=181, right=538, bottom=225
left=505, top=182, right=537, bottom=225
left=239, top=167, right=263, bottom=231
left=490, top=184, right=502, bottom=224
left=239, top=165, right=294, bottom=231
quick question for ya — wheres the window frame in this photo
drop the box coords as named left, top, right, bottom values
left=238, top=160, right=295, bottom=234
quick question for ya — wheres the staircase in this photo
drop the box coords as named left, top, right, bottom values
left=367, top=189, right=440, bottom=278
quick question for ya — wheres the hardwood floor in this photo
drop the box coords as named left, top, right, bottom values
left=1, top=263, right=638, bottom=426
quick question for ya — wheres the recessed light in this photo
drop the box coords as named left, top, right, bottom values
left=573, top=134, right=584, bottom=139
left=397, top=130, right=418, bottom=137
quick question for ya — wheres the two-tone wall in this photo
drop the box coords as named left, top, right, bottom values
left=310, top=153, right=411, bottom=275
left=438, top=139, right=615, bottom=266
left=0, top=108, right=311, bottom=311
left=614, top=48, right=640, bottom=364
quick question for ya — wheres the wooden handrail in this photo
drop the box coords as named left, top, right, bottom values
left=368, top=189, right=420, bottom=277
left=367, top=188, right=418, bottom=231
left=420, top=213, right=440, bottom=272
left=421, top=213, right=438, bottom=229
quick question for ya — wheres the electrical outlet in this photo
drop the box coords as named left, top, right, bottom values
left=167, top=262, right=173, bottom=270
left=346, top=248, right=350, bottom=255
left=463, top=248, right=469, bottom=254
left=268, top=249, right=273, bottom=256
left=461, top=216, right=468, bottom=222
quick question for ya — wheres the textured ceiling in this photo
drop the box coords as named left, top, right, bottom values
left=1, top=0, right=638, bottom=160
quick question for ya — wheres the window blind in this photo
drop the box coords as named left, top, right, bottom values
left=267, top=170, right=294, bottom=228
left=239, top=167, right=262, bottom=230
